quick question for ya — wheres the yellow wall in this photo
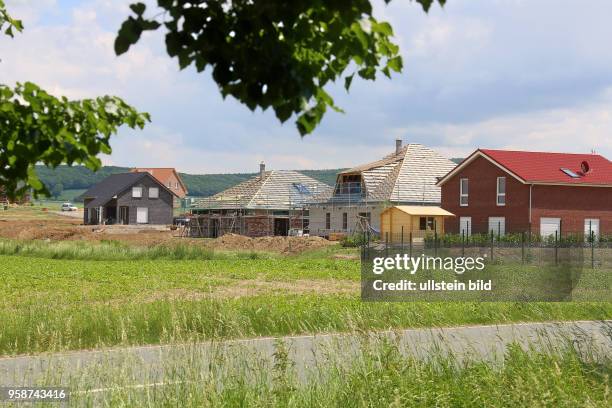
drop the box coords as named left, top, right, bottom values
left=380, top=208, right=446, bottom=243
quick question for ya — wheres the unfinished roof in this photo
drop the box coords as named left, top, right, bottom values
left=191, top=170, right=333, bottom=210
left=383, top=205, right=455, bottom=217
left=318, top=144, right=456, bottom=205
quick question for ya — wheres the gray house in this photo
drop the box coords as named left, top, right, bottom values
left=82, top=173, right=177, bottom=225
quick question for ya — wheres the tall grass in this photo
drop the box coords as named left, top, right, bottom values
left=60, top=339, right=612, bottom=407
left=0, top=239, right=272, bottom=261
left=1, top=295, right=610, bottom=356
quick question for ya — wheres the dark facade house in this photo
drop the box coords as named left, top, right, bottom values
left=436, top=149, right=612, bottom=237
left=82, top=172, right=177, bottom=225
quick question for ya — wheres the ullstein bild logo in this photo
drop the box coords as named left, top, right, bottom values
left=360, top=246, right=603, bottom=302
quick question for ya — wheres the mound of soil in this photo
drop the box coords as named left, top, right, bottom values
left=209, top=233, right=336, bottom=253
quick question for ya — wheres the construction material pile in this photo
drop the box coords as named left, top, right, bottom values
left=209, top=233, right=336, bottom=253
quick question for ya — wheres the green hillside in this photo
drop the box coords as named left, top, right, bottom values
left=36, top=165, right=344, bottom=200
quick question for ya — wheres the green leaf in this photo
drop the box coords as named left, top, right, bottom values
left=114, top=18, right=142, bottom=55
left=387, top=56, right=403, bottom=73
left=344, top=74, right=354, bottom=91
left=129, top=3, right=146, bottom=16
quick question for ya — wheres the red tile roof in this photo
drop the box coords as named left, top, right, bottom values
left=130, top=168, right=188, bottom=197
left=479, top=149, right=612, bottom=185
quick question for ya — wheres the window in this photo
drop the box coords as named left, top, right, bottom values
left=342, top=213, right=348, bottom=230
left=459, top=217, right=472, bottom=236
left=132, top=186, right=142, bottom=198
left=488, top=217, right=505, bottom=236
left=149, top=187, right=159, bottom=199
left=419, top=217, right=435, bottom=231
left=496, top=177, right=506, bottom=206
left=460, top=178, right=468, bottom=206
left=325, top=213, right=331, bottom=230
left=136, top=207, right=148, bottom=224
left=584, top=219, right=600, bottom=241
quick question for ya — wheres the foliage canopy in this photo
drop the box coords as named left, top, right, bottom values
left=116, top=0, right=445, bottom=135
left=0, top=1, right=149, bottom=199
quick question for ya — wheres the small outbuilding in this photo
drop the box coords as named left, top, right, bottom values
left=380, top=206, right=455, bottom=243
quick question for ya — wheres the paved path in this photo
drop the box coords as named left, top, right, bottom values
left=1, top=320, right=610, bottom=390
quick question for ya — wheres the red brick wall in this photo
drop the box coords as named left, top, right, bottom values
left=245, top=216, right=273, bottom=237
left=441, top=156, right=530, bottom=234
left=441, top=155, right=612, bottom=235
left=531, top=185, right=612, bottom=234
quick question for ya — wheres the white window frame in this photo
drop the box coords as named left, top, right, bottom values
left=132, top=186, right=142, bottom=198
left=459, top=216, right=472, bottom=236
left=584, top=218, right=600, bottom=240
left=149, top=187, right=159, bottom=199
left=496, top=177, right=506, bottom=206
left=459, top=178, right=468, bottom=207
left=488, top=217, right=506, bottom=236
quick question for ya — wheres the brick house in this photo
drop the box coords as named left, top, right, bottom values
left=436, top=149, right=612, bottom=237
left=82, top=172, right=177, bottom=225
left=190, top=163, right=332, bottom=237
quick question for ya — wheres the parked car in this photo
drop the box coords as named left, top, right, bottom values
left=173, top=216, right=190, bottom=226
left=61, top=202, right=78, bottom=211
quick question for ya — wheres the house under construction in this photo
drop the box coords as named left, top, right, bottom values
left=188, top=163, right=333, bottom=237
left=308, top=140, right=457, bottom=237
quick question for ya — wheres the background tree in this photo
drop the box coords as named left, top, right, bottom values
left=51, top=183, right=64, bottom=199
left=0, top=1, right=149, bottom=200
left=116, top=0, right=445, bottom=135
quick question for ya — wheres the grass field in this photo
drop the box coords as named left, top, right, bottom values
left=64, top=342, right=609, bottom=407
left=1, top=244, right=611, bottom=357
left=0, top=214, right=610, bottom=406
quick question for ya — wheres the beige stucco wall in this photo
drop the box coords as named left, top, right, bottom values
left=309, top=204, right=386, bottom=236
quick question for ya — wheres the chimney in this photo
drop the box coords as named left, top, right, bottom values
left=259, top=161, right=266, bottom=178
left=395, top=138, right=402, bottom=154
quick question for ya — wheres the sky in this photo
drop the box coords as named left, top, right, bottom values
left=2, top=0, right=612, bottom=174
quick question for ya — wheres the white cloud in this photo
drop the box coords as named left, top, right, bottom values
left=401, top=91, right=612, bottom=159
left=3, top=0, right=612, bottom=175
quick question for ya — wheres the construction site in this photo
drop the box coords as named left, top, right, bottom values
left=183, top=163, right=333, bottom=238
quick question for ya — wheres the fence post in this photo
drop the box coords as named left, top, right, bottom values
left=490, top=230, right=494, bottom=261
left=591, top=230, right=595, bottom=269
left=385, top=232, right=389, bottom=257
left=461, top=230, right=465, bottom=257
left=434, top=230, right=438, bottom=257
left=521, top=231, right=525, bottom=264
left=401, top=226, right=404, bottom=253
left=409, top=231, right=413, bottom=259
left=554, top=230, right=558, bottom=266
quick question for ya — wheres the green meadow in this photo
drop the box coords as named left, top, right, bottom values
left=0, top=240, right=610, bottom=356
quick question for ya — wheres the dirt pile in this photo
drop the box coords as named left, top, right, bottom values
left=209, top=233, right=336, bottom=253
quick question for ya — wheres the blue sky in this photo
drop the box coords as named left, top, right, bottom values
left=3, top=0, right=612, bottom=173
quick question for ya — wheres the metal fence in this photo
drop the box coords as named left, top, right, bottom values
left=360, top=230, right=612, bottom=269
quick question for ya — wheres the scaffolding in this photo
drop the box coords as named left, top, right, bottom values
left=183, top=172, right=331, bottom=238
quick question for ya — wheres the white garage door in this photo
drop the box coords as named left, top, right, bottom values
left=540, top=217, right=560, bottom=238
left=488, top=217, right=505, bottom=236
left=584, top=219, right=600, bottom=239
left=136, top=207, right=149, bottom=224
left=459, top=217, right=472, bottom=236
